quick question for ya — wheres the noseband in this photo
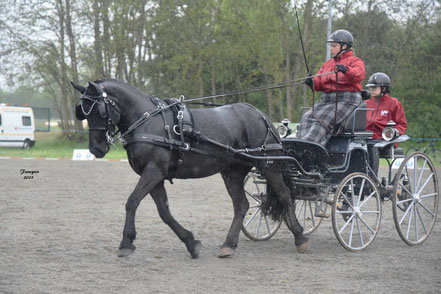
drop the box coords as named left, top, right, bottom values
left=75, top=91, right=121, bottom=145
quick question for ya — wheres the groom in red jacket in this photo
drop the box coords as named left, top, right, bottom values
left=365, top=72, right=407, bottom=175
left=365, top=72, right=407, bottom=139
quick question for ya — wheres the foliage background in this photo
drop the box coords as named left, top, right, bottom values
left=1, top=0, right=440, bottom=138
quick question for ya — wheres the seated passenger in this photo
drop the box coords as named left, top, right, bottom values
left=298, top=29, right=365, bottom=146
left=365, top=72, right=407, bottom=175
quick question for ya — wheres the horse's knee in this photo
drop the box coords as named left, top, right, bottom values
left=125, top=197, right=138, bottom=212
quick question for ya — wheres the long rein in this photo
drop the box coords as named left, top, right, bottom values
left=181, top=71, right=334, bottom=103
left=111, top=71, right=334, bottom=145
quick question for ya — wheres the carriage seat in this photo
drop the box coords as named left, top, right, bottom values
left=339, top=103, right=373, bottom=137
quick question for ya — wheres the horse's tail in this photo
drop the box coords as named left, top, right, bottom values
left=261, top=182, right=285, bottom=221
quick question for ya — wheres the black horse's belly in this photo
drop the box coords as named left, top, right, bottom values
left=174, top=152, right=232, bottom=179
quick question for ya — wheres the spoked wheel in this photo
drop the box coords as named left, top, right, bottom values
left=241, top=171, right=282, bottom=241
left=332, top=173, right=382, bottom=251
left=285, top=199, right=327, bottom=235
left=393, top=152, right=439, bottom=245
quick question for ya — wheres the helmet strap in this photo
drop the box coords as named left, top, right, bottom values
left=333, top=43, right=351, bottom=58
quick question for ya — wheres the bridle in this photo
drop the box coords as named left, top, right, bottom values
left=75, top=91, right=121, bottom=145
left=76, top=89, right=184, bottom=146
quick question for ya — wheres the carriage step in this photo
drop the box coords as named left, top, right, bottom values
left=315, top=213, right=330, bottom=218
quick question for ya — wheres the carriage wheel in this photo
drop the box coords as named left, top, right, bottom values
left=332, top=173, right=382, bottom=251
left=285, top=199, right=326, bottom=235
left=392, top=152, right=439, bottom=245
left=241, top=171, right=282, bottom=241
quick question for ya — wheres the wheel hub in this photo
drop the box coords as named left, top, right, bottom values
left=354, top=207, right=362, bottom=217
left=413, top=193, right=421, bottom=203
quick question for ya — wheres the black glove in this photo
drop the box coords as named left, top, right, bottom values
left=336, top=64, right=347, bottom=73
left=304, top=76, right=313, bottom=87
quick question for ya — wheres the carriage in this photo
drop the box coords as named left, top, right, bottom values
left=241, top=102, right=439, bottom=251
left=73, top=79, right=439, bottom=258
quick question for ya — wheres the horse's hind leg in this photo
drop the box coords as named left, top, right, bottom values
left=265, top=172, right=310, bottom=253
left=218, top=166, right=251, bottom=258
left=150, top=181, right=202, bottom=259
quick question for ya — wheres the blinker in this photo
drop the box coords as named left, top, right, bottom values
left=75, top=104, right=86, bottom=120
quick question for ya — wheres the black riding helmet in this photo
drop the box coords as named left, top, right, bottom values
left=366, top=72, right=391, bottom=96
left=327, top=30, right=354, bottom=57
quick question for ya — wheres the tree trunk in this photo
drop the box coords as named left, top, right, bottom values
left=285, top=36, right=292, bottom=120
left=136, top=0, right=147, bottom=87
left=101, top=0, right=111, bottom=76
left=263, top=66, right=274, bottom=118
left=93, top=0, right=105, bottom=77
left=210, top=57, right=217, bottom=104
left=56, top=0, right=72, bottom=133
left=65, top=0, right=83, bottom=132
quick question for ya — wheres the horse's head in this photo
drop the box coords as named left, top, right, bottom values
left=72, top=81, right=121, bottom=158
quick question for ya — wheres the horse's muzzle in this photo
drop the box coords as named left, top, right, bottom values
left=90, top=145, right=109, bottom=158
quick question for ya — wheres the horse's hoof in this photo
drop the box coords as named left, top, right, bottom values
left=218, top=247, right=235, bottom=258
left=189, top=240, right=202, bottom=259
left=118, top=247, right=136, bottom=257
left=296, top=239, right=310, bottom=253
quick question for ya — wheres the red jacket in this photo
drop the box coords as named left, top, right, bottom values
left=365, top=94, right=407, bottom=139
left=313, top=50, right=365, bottom=92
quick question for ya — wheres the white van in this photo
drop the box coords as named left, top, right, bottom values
left=0, top=103, right=35, bottom=149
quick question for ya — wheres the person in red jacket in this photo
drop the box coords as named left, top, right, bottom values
left=365, top=72, right=407, bottom=175
left=365, top=72, right=407, bottom=138
left=298, top=29, right=365, bottom=146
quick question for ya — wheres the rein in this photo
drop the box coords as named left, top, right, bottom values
left=181, top=71, right=334, bottom=103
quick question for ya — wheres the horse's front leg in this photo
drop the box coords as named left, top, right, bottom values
left=118, top=165, right=164, bottom=257
left=150, top=182, right=202, bottom=259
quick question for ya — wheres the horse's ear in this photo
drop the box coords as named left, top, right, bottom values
left=70, top=81, right=86, bottom=94
left=88, top=82, right=103, bottom=96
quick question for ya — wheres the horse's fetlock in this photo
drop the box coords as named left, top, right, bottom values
left=123, top=230, right=136, bottom=242
left=295, top=235, right=309, bottom=247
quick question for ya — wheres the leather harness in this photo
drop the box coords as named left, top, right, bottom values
left=120, top=98, right=283, bottom=176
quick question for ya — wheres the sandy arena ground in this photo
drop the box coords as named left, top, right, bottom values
left=0, top=159, right=440, bottom=293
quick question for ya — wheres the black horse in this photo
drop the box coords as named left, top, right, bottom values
left=72, top=78, right=309, bottom=258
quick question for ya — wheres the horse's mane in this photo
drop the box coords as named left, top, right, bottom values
left=94, top=78, right=153, bottom=101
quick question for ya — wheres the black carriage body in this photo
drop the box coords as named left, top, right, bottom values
left=281, top=103, right=373, bottom=186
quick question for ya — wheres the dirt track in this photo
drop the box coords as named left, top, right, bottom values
left=1, top=159, right=440, bottom=293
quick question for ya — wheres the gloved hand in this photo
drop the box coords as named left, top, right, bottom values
left=304, top=75, right=314, bottom=88
left=335, top=64, right=347, bottom=73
